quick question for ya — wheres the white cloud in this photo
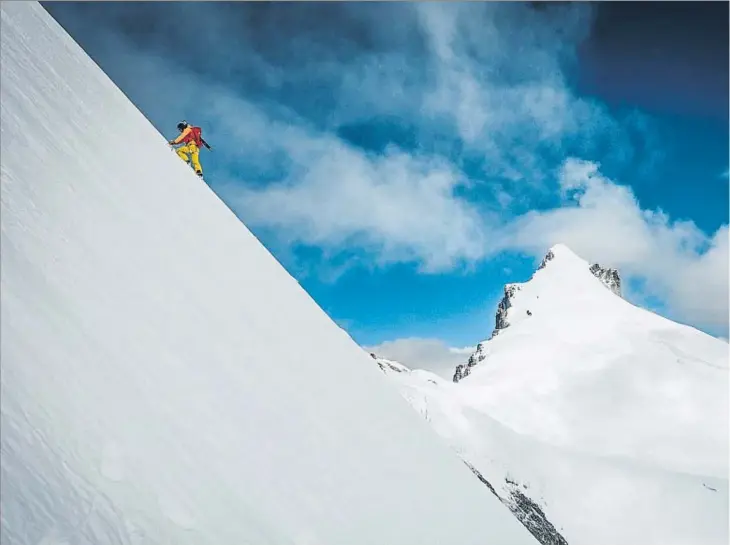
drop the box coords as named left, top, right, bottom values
left=234, top=143, right=490, bottom=273
left=366, top=338, right=474, bottom=379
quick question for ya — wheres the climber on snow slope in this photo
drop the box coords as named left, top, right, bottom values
left=169, top=120, right=211, bottom=177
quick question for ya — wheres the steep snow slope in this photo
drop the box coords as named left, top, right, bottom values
left=374, top=245, right=728, bottom=545
left=0, top=4, right=538, bottom=545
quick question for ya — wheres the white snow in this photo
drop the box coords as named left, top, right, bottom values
left=376, top=243, right=729, bottom=545
left=0, top=3, right=539, bottom=545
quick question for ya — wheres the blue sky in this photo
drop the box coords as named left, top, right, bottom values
left=45, top=1, right=728, bottom=372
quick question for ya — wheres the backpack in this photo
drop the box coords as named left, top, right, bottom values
left=190, top=126, right=203, bottom=147
left=181, top=125, right=211, bottom=150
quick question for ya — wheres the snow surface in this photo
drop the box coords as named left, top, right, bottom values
left=0, top=4, right=539, bottom=544
left=376, top=244, right=729, bottom=545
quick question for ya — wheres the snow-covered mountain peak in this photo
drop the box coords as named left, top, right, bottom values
left=537, top=243, right=586, bottom=270
left=454, top=243, right=626, bottom=382
left=533, top=243, right=613, bottom=288
left=537, top=244, right=622, bottom=294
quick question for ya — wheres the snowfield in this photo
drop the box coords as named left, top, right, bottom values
left=376, top=244, right=729, bottom=545
left=0, top=3, right=538, bottom=544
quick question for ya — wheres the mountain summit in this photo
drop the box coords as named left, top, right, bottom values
left=455, top=243, right=625, bottom=382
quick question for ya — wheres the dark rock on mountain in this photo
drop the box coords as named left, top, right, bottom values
left=464, top=461, right=569, bottom=545
left=504, top=480, right=569, bottom=545
left=453, top=342, right=488, bottom=382
left=589, top=263, right=622, bottom=297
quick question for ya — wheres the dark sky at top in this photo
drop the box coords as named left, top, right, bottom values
left=576, top=1, right=728, bottom=120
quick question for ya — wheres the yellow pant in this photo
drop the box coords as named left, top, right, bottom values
left=176, top=142, right=202, bottom=174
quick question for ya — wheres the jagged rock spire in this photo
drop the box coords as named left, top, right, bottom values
left=453, top=342, right=488, bottom=382
left=537, top=249, right=555, bottom=270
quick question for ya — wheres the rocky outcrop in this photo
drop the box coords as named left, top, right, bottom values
left=494, top=284, right=520, bottom=334
left=589, top=263, right=622, bottom=297
left=463, top=460, right=499, bottom=497
left=453, top=342, right=488, bottom=382
left=503, top=479, right=569, bottom=545
left=538, top=249, right=555, bottom=270
left=453, top=284, right=521, bottom=383
left=464, top=462, right=569, bottom=545
left=453, top=247, right=555, bottom=383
